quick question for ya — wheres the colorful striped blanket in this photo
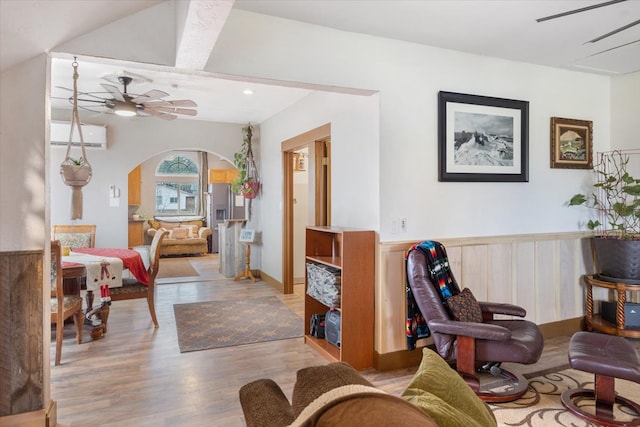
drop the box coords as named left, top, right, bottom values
left=405, top=240, right=460, bottom=350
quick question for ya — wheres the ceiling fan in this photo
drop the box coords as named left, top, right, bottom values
left=536, top=0, right=640, bottom=44
left=59, top=74, right=198, bottom=121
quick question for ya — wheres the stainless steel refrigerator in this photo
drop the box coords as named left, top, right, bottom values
left=207, top=183, right=245, bottom=253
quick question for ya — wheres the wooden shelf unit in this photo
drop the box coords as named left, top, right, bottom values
left=585, top=275, right=640, bottom=339
left=304, top=226, right=374, bottom=370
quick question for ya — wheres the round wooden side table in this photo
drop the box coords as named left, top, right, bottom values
left=584, top=274, right=640, bottom=338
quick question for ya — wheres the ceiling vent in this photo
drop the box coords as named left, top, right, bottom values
left=50, top=121, right=107, bottom=149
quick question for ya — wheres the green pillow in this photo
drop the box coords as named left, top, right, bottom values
left=401, top=348, right=497, bottom=427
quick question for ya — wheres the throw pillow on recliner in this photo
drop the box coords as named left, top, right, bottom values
left=402, top=347, right=497, bottom=427
left=445, top=287, right=483, bottom=323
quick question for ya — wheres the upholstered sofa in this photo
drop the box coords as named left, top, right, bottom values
left=240, top=347, right=497, bottom=427
left=146, top=218, right=211, bottom=257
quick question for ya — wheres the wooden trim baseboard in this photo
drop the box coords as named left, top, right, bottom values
left=374, top=348, right=426, bottom=372
left=538, top=317, right=585, bottom=338
left=0, top=400, right=55, bottom=427
left=258, top=270, right=283, bottom=293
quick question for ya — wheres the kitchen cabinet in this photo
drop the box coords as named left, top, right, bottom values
left=128, top=164, right=141, bottom=205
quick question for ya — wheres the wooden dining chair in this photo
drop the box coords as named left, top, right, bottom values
left=106, top=230, right=168, bottom=330
left=52, top=224, right=96, bottom=249
left=53, top=224, right=96, bottom=292
left=51, top=240, right=84, bottom=365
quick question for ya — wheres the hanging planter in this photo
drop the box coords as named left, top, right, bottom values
left=60, top=59, right=92, bottom=220
left=61, top=158, right=92, bottom=185
left=242, top=181, right=260, bottom=199
left=230, top=123, right=260, bottom=199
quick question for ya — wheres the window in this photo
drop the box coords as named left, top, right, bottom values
left=155, top=155, right=199, bottom=216
left=157, top=156, right=199, bottom=175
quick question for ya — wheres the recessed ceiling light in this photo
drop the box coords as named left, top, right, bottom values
left=243, top=89, right=254, bottom=96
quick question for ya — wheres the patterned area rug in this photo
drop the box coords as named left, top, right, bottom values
left=157, top=258, right=199, bottom=279
left=491, top=368, right=640, bottom=426
left=173, top=296, right=303, bottom=353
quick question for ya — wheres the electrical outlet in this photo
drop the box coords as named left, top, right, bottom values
left=400, top=217, right=407, bottom=232
left=391, top=218, right=399, bottom=234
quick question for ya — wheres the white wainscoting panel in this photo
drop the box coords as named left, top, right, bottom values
left=376, top=232, right=593, bottom=355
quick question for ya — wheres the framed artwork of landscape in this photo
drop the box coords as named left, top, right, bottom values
left=438, top=91, right=529, bottom=182
left=550, top=117, right=593, bottom=169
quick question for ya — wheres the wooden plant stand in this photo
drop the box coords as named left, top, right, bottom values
left=234, top=243, right=256, bottom=282
left=585, top=275, right=640, bottom=338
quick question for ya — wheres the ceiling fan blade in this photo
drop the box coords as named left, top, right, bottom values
left=587, top=19, right=640, bottom=43
left=167, top=99, right=197, bottom=108
left=148, top=106, right=198, bottom=116
left=130, top=89, right=169, bottom=104
left=101, top=83, right=125, bottom=101
left=55, top=86, right=109, bottom=101
left=77, top=105, right=109, bottom=115
left=144, top=108, right=178, bottom=121
left=143, top=99, right=198, bottom=108
left=536, top=0, right=626, bottom=22
left=583, top=39, right=640, bottom=58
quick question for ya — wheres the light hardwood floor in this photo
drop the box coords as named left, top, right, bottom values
left=51, top=255, right=639, bottom=426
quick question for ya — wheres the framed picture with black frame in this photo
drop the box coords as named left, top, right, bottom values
left=438, top=91, right=529, bottom=182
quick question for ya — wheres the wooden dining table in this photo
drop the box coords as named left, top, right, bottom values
left=62, top=247, right=149, bottom=339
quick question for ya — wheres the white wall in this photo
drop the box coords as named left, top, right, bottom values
left=0, top=55, right=49, bottom=251
left=49, top=109, right=245, bottom=248
left=42, top=7, right=638, bottom=284
left=0, top=53, right=52, bottom=406
left=210, top=10, right=614, bottom=245
left=258, top=91, right=380, bottom=281
left=611, top=72, right=640, bottom=151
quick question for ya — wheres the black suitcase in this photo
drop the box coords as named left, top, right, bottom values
left=325, top=309, right=341, bottom=348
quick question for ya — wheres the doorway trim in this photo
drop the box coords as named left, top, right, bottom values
left=281, top=123, right=331, bottom=294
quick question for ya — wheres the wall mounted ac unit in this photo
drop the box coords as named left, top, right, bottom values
left=50, top=121, right=107, bottom=149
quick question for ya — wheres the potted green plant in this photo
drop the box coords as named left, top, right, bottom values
left=569, top=149, right=640, bottom=283
left=230, top=123, right=260, bottom=199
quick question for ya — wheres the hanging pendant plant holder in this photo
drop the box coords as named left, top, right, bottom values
left=60, top=59, right=92, bottom=220
left=242, top=126, right=260, bottom=200
left=242, top=181, right=260, bottom=199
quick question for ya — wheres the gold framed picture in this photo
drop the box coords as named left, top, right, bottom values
left=550, top=117, right=593, bottom=169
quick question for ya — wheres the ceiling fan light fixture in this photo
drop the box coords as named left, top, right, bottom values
left=113, top=101, right=137, bottom=117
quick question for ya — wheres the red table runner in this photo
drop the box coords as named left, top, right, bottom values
left=73, top=248, right=149, bottom=285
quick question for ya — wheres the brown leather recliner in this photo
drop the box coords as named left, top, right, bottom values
left=406, top=241, right=544, bottom=402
